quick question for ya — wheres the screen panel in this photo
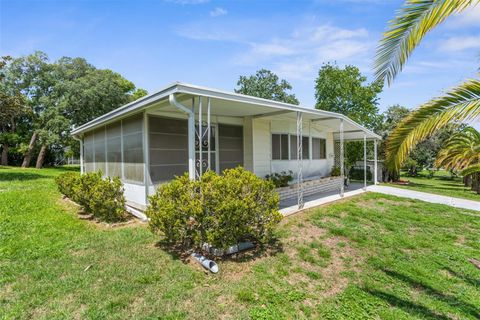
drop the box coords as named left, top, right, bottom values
left=219, top=124, right=243, bottom=172
left=106, top=121, right=122, bottom=177
left=122, top=114, right=144, bottom=182
left=94, top=128, right=106, bottom=175
left=149, top=116, right=189, bottom=184
left=84, top=131, right=94, bottom=173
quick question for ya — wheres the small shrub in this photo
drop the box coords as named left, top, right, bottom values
left=265, top=170, right=293, bottom=188
left=89, top=176, right=126, bottom=222
left=349, top=167, right=372, bottom=181
left=55, top=172, right=80, bottom=199
left=56, top=171, right=126, bottom=222
left=146, top=167, right=282, bottom=252
left=72, top=171, right=103, bottom=213
left=330, top=166, right=341, bottom=177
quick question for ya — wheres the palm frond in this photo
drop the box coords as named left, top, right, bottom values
left=386, top=78, right=480, bottom=171
left=374, top=0, right=477, bottom=85
left=435, top=126, right=480, bottom=170
left=460, top=164, right=480, bottom=176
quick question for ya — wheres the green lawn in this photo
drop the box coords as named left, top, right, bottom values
left=386, top=170, right=480, bottom=201
left=1, top=166, right=479, bottom=319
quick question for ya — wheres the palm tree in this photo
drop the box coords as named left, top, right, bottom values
left=435, top=127, right=480, bottom=193
left=374, top=0, right=480, bottom=175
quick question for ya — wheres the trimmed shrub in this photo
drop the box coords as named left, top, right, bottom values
left=330, top=166, right=341, bottom=177
left=72, top=172, right=103, bottom=213
left=56, top=171, right=127, bottom=222
left=146, top=167, right=282, bottom=252
left=89, top=176, right=126, bottom=222
left=265, top=170, right=293, bottom=188
left=349, top=167, right=372, bottom=181
left=55, top=172, right=80, bottom=199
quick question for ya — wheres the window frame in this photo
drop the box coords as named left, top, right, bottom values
left=271, top=133, right=315, bottom=161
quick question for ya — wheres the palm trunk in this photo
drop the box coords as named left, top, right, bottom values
left=21, top=132, right=37, bottom=168
left=35, top=144, right=47, bottom=169
left=1, top=143, right=8, bottom=166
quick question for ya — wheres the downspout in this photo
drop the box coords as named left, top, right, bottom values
left=169, top=94, right=195, bottom=180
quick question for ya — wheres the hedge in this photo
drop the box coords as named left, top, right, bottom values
left=56, top=171, right=127, bottom=222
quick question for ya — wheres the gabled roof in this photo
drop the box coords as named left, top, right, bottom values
left=71, top=82, right=381, bottom=140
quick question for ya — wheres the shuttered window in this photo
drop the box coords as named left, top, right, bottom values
left=272, top=134, right=289, bottom=160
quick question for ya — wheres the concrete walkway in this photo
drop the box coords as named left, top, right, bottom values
left=368, top=185, right=480, bottom=212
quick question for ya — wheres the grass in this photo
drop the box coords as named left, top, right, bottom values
left=1, top=166, right=479, bottom=319
left=386, top=169, right=480, bottom=201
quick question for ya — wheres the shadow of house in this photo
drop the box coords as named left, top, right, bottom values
left=381, top=268, right=480, bottom=319
left=363, top=288, right=451, bottom=320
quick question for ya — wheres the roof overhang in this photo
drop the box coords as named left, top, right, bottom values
left=71, top=82, right=381, bottom=140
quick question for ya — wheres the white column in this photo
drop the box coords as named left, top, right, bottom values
left=374, top=139, right=378, bottom=185
left=79, top=138, right=84, bottom=174
left=207, top=97, right=211, bottom=171
left=198, top=96, right=203, bottom=178
left=188, top=98, right=195, bottom=180
left=363, top=133, right=367, bottom=191
left=340, top=119, right=344, bottom=197
left=297, top=111, right=304, bottom=209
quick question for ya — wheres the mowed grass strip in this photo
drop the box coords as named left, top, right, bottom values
left=1, top=166, right=479, bottom=319
left=387, top=169, right=480, bottom=201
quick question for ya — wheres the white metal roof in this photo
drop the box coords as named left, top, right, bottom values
left=71, top=81, right=381, bottom=140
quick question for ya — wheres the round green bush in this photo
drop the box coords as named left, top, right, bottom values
left=146, top=167, right=281, bottom=252
left=55, top=172, right=80, bottom=199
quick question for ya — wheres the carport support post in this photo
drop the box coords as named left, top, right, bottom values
left=374, top=139, right=378, bottom=185
left=188, top=98, right=195, bottom=180
left=297, top=111, right=304, bottom=210
left=363, top=133, right=367, bottom=191
left=340, top=119, right=344, bottom=197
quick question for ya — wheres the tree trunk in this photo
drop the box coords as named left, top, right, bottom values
left=21, top=132, right=37, bottom=168
left=464, top=175, right=472, bottom=187
left=1, top=143, right=8, bottom=166
left=35, top=144, right=47, bottom=169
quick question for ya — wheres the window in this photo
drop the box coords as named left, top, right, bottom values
left=272, top=134, right=289, bottom=160
left=290, top=136, right=310, bottom=160
left=312, top=137, right=326, bottom=159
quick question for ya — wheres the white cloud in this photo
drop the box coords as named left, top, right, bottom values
left=439, top=35, right=480, bottom=52
left=447, top=5, right=480, bottom=28
left=236, top=25, right=372, bottom=80
left=210, top=7, right=227, bottom=17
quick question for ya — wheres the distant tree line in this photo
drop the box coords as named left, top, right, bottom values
left=0, top=52, right=147, bottom=168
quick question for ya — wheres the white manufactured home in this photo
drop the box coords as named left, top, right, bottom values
left=71, top=82, right=380, bottom=215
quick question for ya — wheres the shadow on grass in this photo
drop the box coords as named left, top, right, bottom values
left=443, top=266, right=480, bottom=288
left=155, top=237, right=284, bottom=264
left=0, top=171, right=47, bottom=181
left=381, top=268, right=480, bottom=319
left=363, top=288, right=451, bottom=320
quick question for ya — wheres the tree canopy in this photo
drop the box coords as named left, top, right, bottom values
left=235, top=69, right=299, bottom=105
left=315, top=63, right=383, bottom=130
left=0, top=51, right=147, bottom=167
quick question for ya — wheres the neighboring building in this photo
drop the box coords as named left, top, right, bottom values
left=71, top=82, right=380, bottom=214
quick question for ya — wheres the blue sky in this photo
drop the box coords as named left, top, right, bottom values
left=1, top=0, right=479, bottom=114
